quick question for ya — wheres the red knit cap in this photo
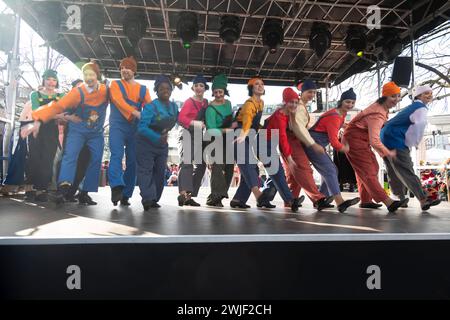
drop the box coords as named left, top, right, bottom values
left=82, top=62, right=101, bottom=79
left=120, top=56, right=137, bottom=73
left=382, top=81, right=401, bottom=97
left=283, top=87, right=299, bottom=104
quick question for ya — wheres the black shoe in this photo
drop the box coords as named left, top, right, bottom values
left=177, top=194, right=187, bottom=206
left=338, top=197, right=360, bottom=213
left=290, top=196, right=305, bottom=213
left=359, top=202, right=383, bottom=209
left=34, top=192, right=48, bottom=202
left=314, top=203, right=334, bottom=209
left=120, top=197, right=131, bottom=206
left=388, top=198, right=408, bottom=213
left=400, top=197, right=409, bottom=208
left=185, top=198, right=201, bottom=207
left=142, top=200, right=152, bottom=211
left=150, top=200, right=161, bottom=208
left=24, top=191, right=36, bottom=201
left=78, top=191, right=97, bottom=205
left=230, top=199, right=251, bottom=209
left=64, top=193, right=78, bottom=203
left=421, top=198, right=441, bottom=211
left=49, top=184, right=71, bottom=204
left=316, top=196, right=334, bottom=211
left=256, top=192, right=275, bottom=208
left=111, top=186, right=123, bottom=206
left=206, top=195, right=224, bottom=207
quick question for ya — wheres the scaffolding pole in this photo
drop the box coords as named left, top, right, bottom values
left=2, top=13, right=21, bottom=178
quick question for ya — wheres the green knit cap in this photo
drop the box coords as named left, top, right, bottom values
left=42, top=69, right=58, bottom=81
left=212, top=73, right=228, bottom=91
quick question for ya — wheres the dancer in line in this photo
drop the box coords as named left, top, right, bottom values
left=305, top=88, right=360, bottom=213
left=380, top=85, right=441, bottom=211
left=343, top=81, right=408, bottom=212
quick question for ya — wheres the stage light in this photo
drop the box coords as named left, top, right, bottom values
left=262, top=19, right=284, bottom=54
left=219, top=15, right=240, bottom=44
left=177, top=12, right=199, bottom=49
left=309, top=22, right=331, bottom=58
left=81, top=5, right=105, bottom=41
left=345, top=25, right=367, bottom=56
left=123, top=8, right=148, bottom=47
left=381, top=30, right=403, bottom=62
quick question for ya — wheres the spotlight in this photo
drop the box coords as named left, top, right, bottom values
left=123, top=8, right=148, bottom=47
left=219, top=15, right=240, bottom=44
left=345, top=25, right=367, bottom=56
left=81, top=5, right=105, bottom=41
left=177, top=12, right=199, bottom=49
left=309, top=22, right=331, bottom=58
left=33, top=1, right=62, bottom=42
left=381, top=30, right=403, bottom=62
left=262, top=19, right=284, bottom=54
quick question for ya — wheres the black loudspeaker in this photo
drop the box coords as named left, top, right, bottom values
left=316, top=90, right=323, bottom=111
left=392, top=56, right=412, bottom=87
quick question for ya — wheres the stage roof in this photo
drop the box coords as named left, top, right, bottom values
left=5, top=0, right=450, bottom=86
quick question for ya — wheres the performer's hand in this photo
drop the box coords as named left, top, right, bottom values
left=340, top=143, right=350, bottom=153
left=66, top=114, right=82, bottom=124
left=311, top=143, right=325, bottom=154
left=132, top=110, right=141, bottom=120
left=234, top=135, right=246, bottom=144
left=31, top=121, right=41, bottom=138
left=20, top=124, right=33, bottom=139
left=386, top=149, right=397, bottom=159
left=230, top=121, right=238, bottom=129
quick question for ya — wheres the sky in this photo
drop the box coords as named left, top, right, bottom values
left=1, top=1, right=448, bottom=112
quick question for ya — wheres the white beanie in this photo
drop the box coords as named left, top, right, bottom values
left=412, top=85, right=432, bottom=98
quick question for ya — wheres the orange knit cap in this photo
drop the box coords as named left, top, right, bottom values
left=120, top=56, right=137, bottom=73
left=248, top=77, right=264, bottom=86
left=82, top=62, right=101, bottom=79
left=382, top=81, right=401, bottom=97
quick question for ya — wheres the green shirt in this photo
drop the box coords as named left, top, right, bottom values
left=205, top=100, right=232, bottom=136
left=30, top=91, right=65, bottom=111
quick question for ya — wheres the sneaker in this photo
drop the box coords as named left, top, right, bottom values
left=142, top=200, right=152, bottom=211
left=150, top=200, right=161, bottom=208
left=337, top=197, right=360, bottom=213
left=256, top=192, right=276, bottom=208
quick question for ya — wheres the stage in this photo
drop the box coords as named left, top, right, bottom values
left=1, top=187, right=450, bottom=299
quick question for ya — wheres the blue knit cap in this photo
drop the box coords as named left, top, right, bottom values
left=340, top=88, right=357, bottom=101
left=154, top=75, right=172, bottom=91
left=301, top=79, right=317, bottom=92
left=192, top=74, right=209, bottom=90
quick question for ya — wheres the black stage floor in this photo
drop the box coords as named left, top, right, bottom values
left=0, top=187, right=449, bottom=240
left=1, top=187, right=450, bottom=299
